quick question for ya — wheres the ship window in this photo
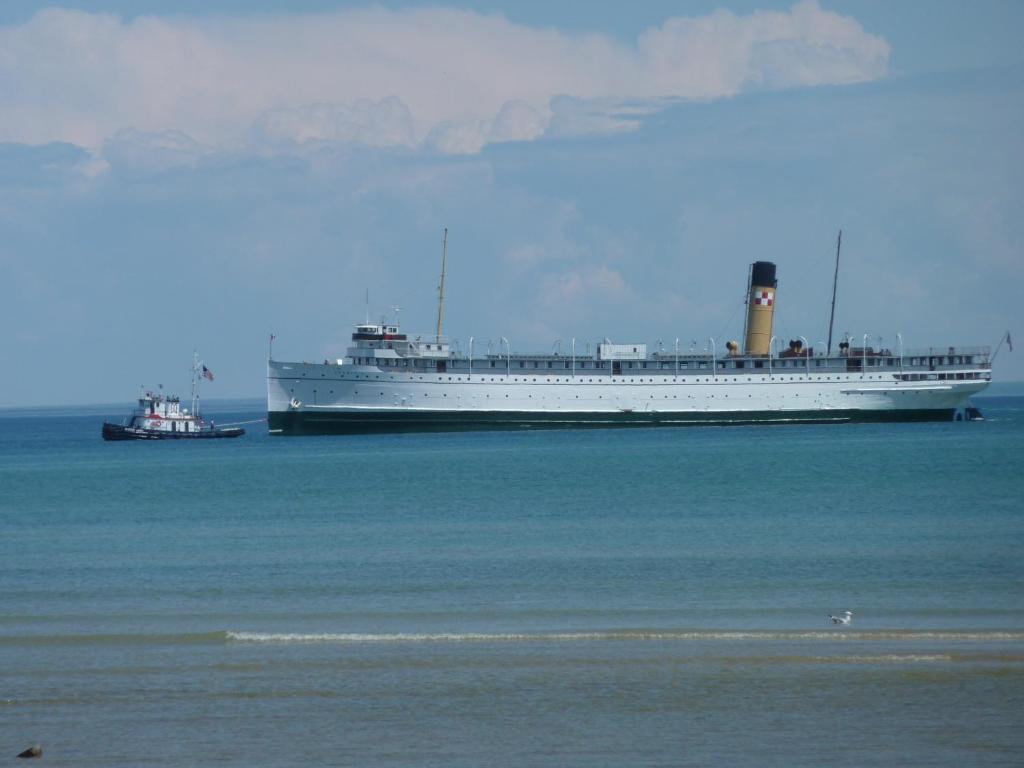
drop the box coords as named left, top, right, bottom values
left=519, top=362, right=525, bottom=368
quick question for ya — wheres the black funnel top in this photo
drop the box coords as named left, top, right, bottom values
left=751, top=261, right=777, bottom=288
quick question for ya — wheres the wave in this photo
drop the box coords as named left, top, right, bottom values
left=225, top=630, right=1024, bottom=645
left=806, top=654, right=954, bottom=663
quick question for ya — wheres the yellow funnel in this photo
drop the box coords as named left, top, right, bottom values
left=745, top=261, right=777, bottom=356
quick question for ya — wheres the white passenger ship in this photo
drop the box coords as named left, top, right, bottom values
left=267, top=259, right=991, bottom=435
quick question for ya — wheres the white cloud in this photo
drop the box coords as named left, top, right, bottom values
left=426, top=119, right=491, bottom=156
left=103, top=128, right=206, bottom=172
left=489, top=100, right=549, bottom=144
left=540, top=265, right=630, bottom=309
left=0, top=2, right=889, bottom=157
left=427, top=99, right=552, bottom=155
left=547, top=96, right=665, bottom=139
left=252, top=96, right=416, bottom=149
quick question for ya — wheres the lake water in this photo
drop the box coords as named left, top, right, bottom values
left=1, top=396, right=1022, bottom=766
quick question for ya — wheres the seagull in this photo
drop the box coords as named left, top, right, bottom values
left=828, top=611, right=853, bottom=626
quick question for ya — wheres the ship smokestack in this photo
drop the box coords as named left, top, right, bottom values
left=744, top=261, right=777, bottom=356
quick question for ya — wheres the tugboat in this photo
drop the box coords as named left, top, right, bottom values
left=102, top=354, right=244, bottom=440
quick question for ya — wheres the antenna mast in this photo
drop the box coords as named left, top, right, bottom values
left=436, top=227, right=448, bottom=343
left=190, top=351, right=199, bottom=416
left=827, top=229, right=842, bottom=356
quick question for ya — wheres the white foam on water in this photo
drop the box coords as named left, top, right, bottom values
left=227, top=631, right=647, bottom=643
left=224, top=630, right=1024, bottom=645
left=816, top=654, right=955, bottom=663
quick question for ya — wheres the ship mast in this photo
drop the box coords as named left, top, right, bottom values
left=827, top=229, right=842, bottom=356
left=436, top=227, right=448, bottom=343
left=190, top=350, right=199, bottom=416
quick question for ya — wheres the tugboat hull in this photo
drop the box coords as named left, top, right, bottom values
left=102, top=423, right=244, bottom=441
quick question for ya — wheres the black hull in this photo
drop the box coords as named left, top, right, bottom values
left=268, top=407, right=964, bottom=436
left=102, top=422, right=244, bottom=441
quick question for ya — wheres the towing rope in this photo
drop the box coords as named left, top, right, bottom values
left=213, top=418, right=267, bottom=427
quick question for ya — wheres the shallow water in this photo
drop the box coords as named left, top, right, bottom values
left=1, top=397, right=1022, bottom=766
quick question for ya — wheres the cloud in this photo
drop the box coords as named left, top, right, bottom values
left=103, top=128, right=205, bottom=173
left=540, top=265, right=630, bottom=309
left=426, top=119, right=491, bottom=156
left=547, top=96, right=665, bottom=139
left=426, top=99, right=552, bottom=155
left=489, top=100, right=549, bottom=144
left=0, top=2, right=888, bottom=159
left=252, top=96, right=416, bottom=149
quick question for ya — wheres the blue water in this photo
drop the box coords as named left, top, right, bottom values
left=1, top=398, right=1023, bottom=766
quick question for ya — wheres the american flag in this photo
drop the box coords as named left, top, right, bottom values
left=202, top=365, right=215, bottom=381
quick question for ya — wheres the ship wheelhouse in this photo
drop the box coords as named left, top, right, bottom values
left=346, top=322, right=454, bottom=371
left=351, top=323, right=407, bottom=342
left=127, top=392, right=202, bottom=434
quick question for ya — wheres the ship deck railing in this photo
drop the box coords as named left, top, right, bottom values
left=465, top=348, right=990, bottom=367
left=378, top=358, right=989, bottom=373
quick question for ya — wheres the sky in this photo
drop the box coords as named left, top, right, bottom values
left=0, top=0, right=1021, bottom=407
